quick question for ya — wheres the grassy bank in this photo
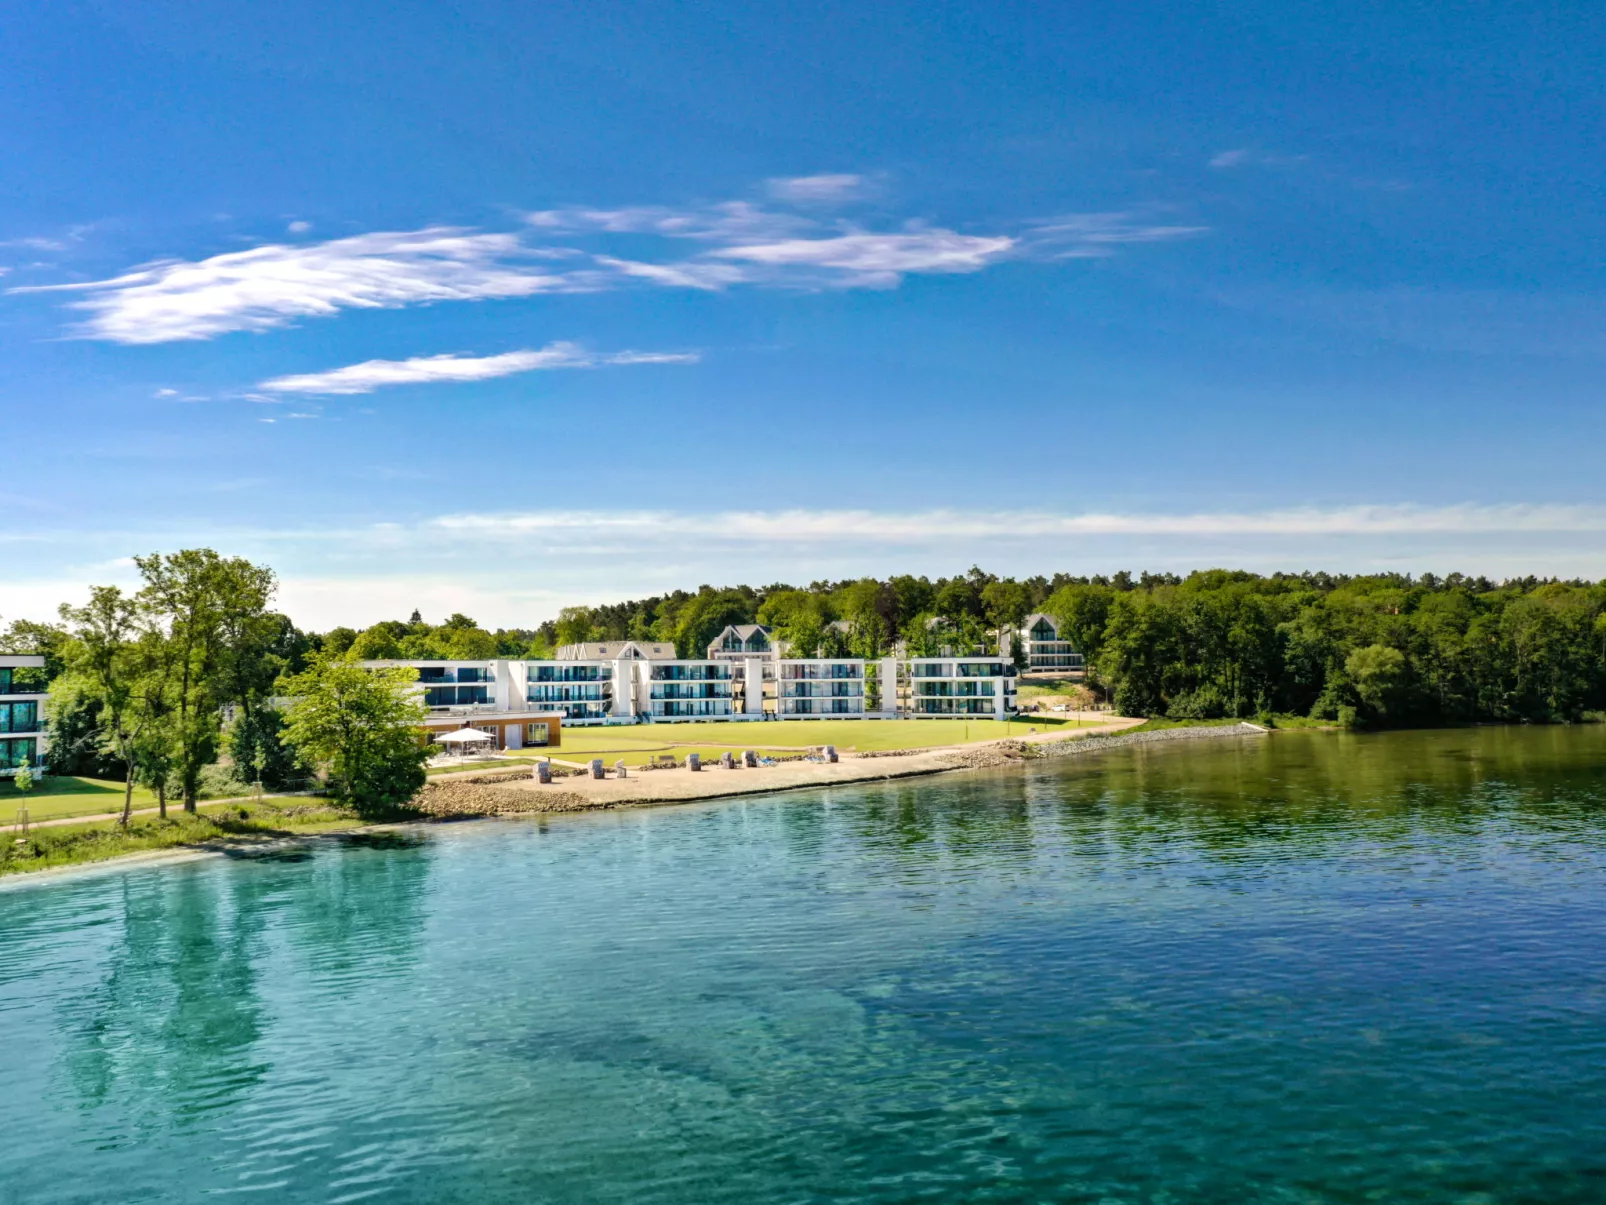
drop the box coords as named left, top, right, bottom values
left=0, top=801, right=365, bottom=879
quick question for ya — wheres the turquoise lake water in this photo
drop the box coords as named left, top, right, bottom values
left=2, top=726, right=1606, bottom=1203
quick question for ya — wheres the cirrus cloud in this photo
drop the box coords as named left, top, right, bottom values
left=710, top=230, right=1017, bottom=287
left=12, top=182, right=1209, bottom=342
left=12, top=228, right=599, bottom=344
left=259, top=341, right=699, bottom=395
left=765, top=173, right=867, bottom=202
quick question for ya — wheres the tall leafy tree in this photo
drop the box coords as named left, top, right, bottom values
left=136, top=550, right=278, bottom=812
left=280, top=653, right=429, bottom=814
left=55, top=588, right=159, bottom=826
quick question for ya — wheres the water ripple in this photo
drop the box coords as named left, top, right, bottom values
left=1, top=727, right=1605, bottom=1201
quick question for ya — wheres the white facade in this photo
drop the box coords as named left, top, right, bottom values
left=775, top=659, right=866, bottom=717
left=904, top=657, right=1016, bottom=719
left=642, top=659, right=734, bottom=720
left=367, top=649, right=1018, bottom=726
left=0, top=655, right=48, bottom=775
left=1019, top=614, right=1084, bottom=672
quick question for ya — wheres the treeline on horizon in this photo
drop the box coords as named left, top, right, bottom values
left=6, top=564, right=1606, bottom=770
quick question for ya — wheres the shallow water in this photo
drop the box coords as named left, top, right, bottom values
left=2, top=726, right=1605, bottom=1203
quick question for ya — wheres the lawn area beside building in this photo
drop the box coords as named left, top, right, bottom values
left=0, top=776, right=162, bottom=825
left=426, top=715, right=1092, bottom=774
left=555, top=716, right=1073, bottom=755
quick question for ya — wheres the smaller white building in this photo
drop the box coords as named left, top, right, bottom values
left=1020, top=614, right=1084, bottom=672
left=643, top=660, right=734, bottom=720
left=776, top=659, right=866, bottom=717
left=0, top=655, right=48, bottom=775
left=904, top=657, right=1017, bottom=719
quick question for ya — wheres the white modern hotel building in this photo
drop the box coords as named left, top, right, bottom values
left=363, top=639, right=1018, bottom=740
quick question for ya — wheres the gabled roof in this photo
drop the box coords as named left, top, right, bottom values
left=1023, top=613, right=1060, bottom=635
left=708, top=623, right=773, bottom=655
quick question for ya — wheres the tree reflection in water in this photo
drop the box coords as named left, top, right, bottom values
left=54, top=833, right=432, bottom=1135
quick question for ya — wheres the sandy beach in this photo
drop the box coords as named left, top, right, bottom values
left=412, top=716, right=1204, bottom=816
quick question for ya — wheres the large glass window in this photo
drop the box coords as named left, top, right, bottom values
left=0, top=701, right=37, bottom=732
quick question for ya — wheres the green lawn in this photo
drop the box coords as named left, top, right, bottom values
left=422, top=716, right=1093, bottom=771
left=0, top=776, right=162, bottom=825
left=563, top=716, right=1070, bottom=754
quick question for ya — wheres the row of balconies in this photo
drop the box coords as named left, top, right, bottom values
left=778, top=682, right=863, bottom=698
left=909, top=662, right=1012, bottom=679
left=913, top=681, right=999, bottom=697
left=912, top=698, right=999, bottom=715
left=778, top=699, right=863, bottom=714
left=529, top=665, right=611, bottom=682
left=652, top=701, right=733, bottom=717
left=417, top=667, right=494, bottom=684
left=779, top=664, right=863, bottom=680
left=649, top=665, right=731, bottom=681
left=650, top=684, right=733, bottom=700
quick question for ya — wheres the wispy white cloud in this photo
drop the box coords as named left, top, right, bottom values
left=259, top=341, right=699, bottom=395
left=429, top=503, right=1606, bottom=543
left=765, top=173, right=866, bottom=203
left=593, top=256, right=751, bottom=290
left=5, top=503, right=1606, bottom=630
left=1024, top=212, right=1208, bottom=258
left=711, top=230, right=1016, bottom=287
left=0, top=235, right=72, bottom=252
left=1209, top=147, right=1310, bottom=170
left=12, top=228, right=599, bottom=343
left=15, top=183, right=1207, bottom=342
left=526, top=201, right=810, bottom=242
left=287, top=220, right=312, bottom=233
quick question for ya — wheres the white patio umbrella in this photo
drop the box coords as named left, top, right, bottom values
left=435, top=727, right=494, bottom=745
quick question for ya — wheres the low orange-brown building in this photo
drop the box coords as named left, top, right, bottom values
left=420, top=711, right=562, bottom=750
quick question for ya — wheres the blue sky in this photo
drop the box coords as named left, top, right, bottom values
left=4, top=0, right=1604, bottom=627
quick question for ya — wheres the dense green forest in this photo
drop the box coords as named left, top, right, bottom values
left=7, top=565, right=1605, bottom=773
left=293, top=567, right=1606, bottom=726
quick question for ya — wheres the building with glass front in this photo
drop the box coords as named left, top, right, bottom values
left=362, top=646, right=1019, bottom=732
left=776, top=659, right=866, bottom=716
left=904, top=657, right=1017, bottom=718
left=0, top=655, right=48, bottom=775
left=1018, top=614, right=1084, bottom=672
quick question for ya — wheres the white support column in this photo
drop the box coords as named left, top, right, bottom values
left=879, top=657, right=900, bottom=716
left=994, top=678, right=1006, bottom=722
left=611, top=658, right=634, bottom=719
left=743, top=657, right=765, bottom=715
